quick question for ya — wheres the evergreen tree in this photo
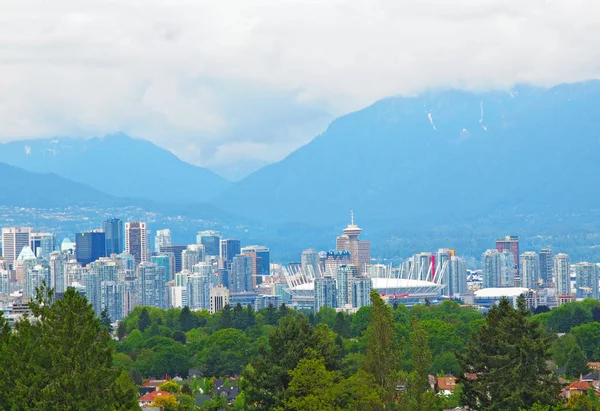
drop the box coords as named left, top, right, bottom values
left=565, top=344, right=589, bottom=378
left=405, top=319, right=435, bottom=411
left=459, top=296, right=561, bottom=410
left=363, top=290, right=402, bottom=402
left=241, top=314, right=340, bottom=410
left=117, top=320, right=127, bottom=341
left=263, top=303, right=278, bottom=325
left=100, top=307, right=113, bottom=333
left=138, top=307, right=152, bottom=332
left=0, top=286, right=140, bottom=410
left=333, top=311, right=351, bottom=338
left=179, top=306, right=199, bottom=332
left=220, top=304, right=233, bottom=329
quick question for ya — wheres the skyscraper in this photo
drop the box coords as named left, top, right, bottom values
left=187, top=274, right=210, bottom=310
left=575, top=262, right=599, bottom=299
left=154, top=229, right=172, bottom=253
left=315, top=276, right=337, bottom=311
left=103, top=218, right=124, bottom=255
left=539, top=248, right=553, bottom=287
left=554, top=253, right=571, bottom=295
left=231, top=254, right=253, bottom=293
left=434, top=249, right=452, bottom=287
left=336, top=264, right=358, bottom=307
left=152, top=254, right=175, bottom=282
left=482, top=249, right=501, bottom=288
left=448, top=256, right=467, bottom=296
left=352, top=276, right=372, bottom=308
left=301, top=249, right=320, bottom=277
left=242, top=245, right=270, bottom=287
left=138, top=262, right=165, bottom=309
left=496, top=235, right=520, bottom=281
left=49, top=251, right=67, bottom=293
left=29, top=232, right=55, bottom=259
left=125, top=222, right=147, bottom=265
left=159, top=245, right=187, bottom=273
left=520, top=252, right=540, bottom=289
left=75, top=230, right=106, bottom=266
left=336, top=213, right=371, bottom=273
left=1, top=227, right=32, bottom=266
left=182, top=245, right=204, bottom=271
left=197, top=230, right=221, bottom=257
left=220, top=239, right=241, bottom=269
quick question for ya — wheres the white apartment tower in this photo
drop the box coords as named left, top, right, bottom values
left=554, top=253, right=571, bottom=295
left=520, top=252, right=540, bottom=289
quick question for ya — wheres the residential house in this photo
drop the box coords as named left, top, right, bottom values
left=138, top=390, right=172, bottom=408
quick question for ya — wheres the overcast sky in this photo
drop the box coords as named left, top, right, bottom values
left=1, top=1, right=600, bottom=179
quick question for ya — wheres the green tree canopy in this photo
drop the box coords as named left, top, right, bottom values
left=459, top=296, right=561, bottom=411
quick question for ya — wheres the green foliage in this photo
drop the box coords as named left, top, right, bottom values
left=0, top=286, right=140, bottom=410
left=100, top=307, right=113, bottom=333
left=363, top=290, right=402, bottom=401
left=179, top=306, right=200, bottom=332
left=196, top=328, right=250, bottom=377
left=117, top=320, right=127, bottom=341
left=565, top=344, right=590, bottom=378
left=138, top=307, right=152, bottom=332
left=553, top=334, right=578, bottom=369
left=404, top=320, right=435, bottom=411
left=571, top=322, right=600, bottom=360
left=159, top=380, right=181, bottom=393
left=241, top=314, right=340, bottom=410
left=459, top=296, right=561, bottom=411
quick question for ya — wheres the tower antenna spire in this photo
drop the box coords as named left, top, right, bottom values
left=351, top=209, right=354, bottom=226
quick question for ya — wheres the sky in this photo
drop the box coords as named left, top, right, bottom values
left=1, top=1, right=600, bottom=179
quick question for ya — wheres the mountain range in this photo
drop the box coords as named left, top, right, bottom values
left=3, top=80, right=600, bottom=259
left=214, top=81, right=600, bottom=229
left=0, top=133, right=230, bottom=203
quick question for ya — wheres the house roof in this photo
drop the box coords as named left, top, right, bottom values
left=565, top=381, right=591, bottom=391
left=437, top=376, right=458, bottom=391
left=589, top=362, right=600, bottom=370
left=582, top=372, right=600, bottom=381
left=138, top=390, right=172, bottom=402
left=142, top=379, right=167, bottom=387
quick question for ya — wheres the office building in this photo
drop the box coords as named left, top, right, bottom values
left=575, top=262, right=599, bottom=299
left=242, top=245, right=270, bottom=287
left=352, top=276, right=372, bottom=308
left=496, top=235, right=520, bottom=281
left=30, top=232, right=55, bottom=259
left=15, top=246, right=37, bottom=288
left=301, top=249, right=320, bottom=277
left=232, top=254, right=253, bottom=293
left=159, top=245, right=187, bottom=273
left=482, top=249, right=501, bottom=288
left=122, top=272, right=139, bottom=317
left=448, top=256, right=467, bottom=296
left=0, top=269, right=9, bottom=297
left=154, top=229, right=172, bottom=253
left=336, top=213, right=371, bottom=273
left=255, top=294, right=281, bottom=311
left=75, top=230, right=106, bottom=266
left=210, top=285, right=230, bottom=314
left=554, top=253, right=571, bottom=295
left=539, top=248, right=553, bottom=287
left=197, top=230, right=221, bottom=257
left=125, top=222, right=147, bottom=265
left=103, top=218, right=124, bottom=255
left=1, top=227, right=32, bottom=266
left=152, top=254, right=175, bottom=282
left=220, top=239, right=241, bottom=269
left=182, top=245, right=204, bottom=271
left=49, top=251, right=67, bottom=293
left=315, top=276, right=337, bottom=311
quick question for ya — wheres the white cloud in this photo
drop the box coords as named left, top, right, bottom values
left=0, top=0, right=599, bottom=177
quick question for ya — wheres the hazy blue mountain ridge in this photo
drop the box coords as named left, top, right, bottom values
left=0, top=133, right=231, bottom=203
left=214, top=81, right=600, bottom=229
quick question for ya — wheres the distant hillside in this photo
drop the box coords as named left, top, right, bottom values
left=0, top=162, right=119, bottom=208
left=215, top=80, right=600, bottom=229
left=0, top=133, right=231, bottom=203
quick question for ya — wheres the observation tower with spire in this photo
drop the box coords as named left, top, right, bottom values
left=336, top=211, right=371, bottom=274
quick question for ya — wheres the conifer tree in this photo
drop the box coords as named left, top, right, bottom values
left=363, top=290, right=402, bottom=402
left=459, top=296, right=561, bottom=410
left=565, top=344, right=589, bottom=378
